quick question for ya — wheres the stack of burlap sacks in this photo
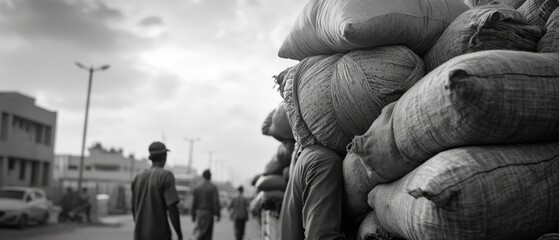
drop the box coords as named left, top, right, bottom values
left=249, top=102, right=296, bottom=217
left=273, top=0, right=559, bottom=239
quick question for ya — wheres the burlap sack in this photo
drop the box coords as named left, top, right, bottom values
left=255, top=174, right=287, bottom=192
left=276, top=140, right=295, bottom=166
left=283, top=46, right=425, bottom=154
left=368, top=143, right=559, bottom=240
left=355, top=50, right=559, bottom=183
left=538, top=8, right=559, bottom=52
left=261, top=108, right=274, bottom=136
left=268, top=102, right=295, bottom=141
left=342, top=151, right=378, bottom=225
left=356, top=211, right=392, bottom=240
left=465, top=0, right=527, bottom=8
left=260, top=190, right=285, bottom=211
left=424, top=3, right=543, bottom=71
left=251, top=174, right=261, bottom=186
left=274, top=66, right=295, bottom=99
left=518, top=0, right=559, bottom=28
left=278, top=0, right=468, bottom=60
left=263, top=155, right=285, bottom=176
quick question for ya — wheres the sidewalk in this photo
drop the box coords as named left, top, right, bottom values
left=49, top=205, right=131, bottom=227
left=245, top=217, right=263, bottom=240
left=95, top=214, right=132, bottom=227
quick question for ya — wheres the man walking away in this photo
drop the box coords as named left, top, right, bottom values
left=131, top=141, right=182, bottom=240
left=191, top=169, right=221, bottom=240
left=228, top=186, right=249, bottom=240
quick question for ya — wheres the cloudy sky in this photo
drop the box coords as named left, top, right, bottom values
left=0, top=0, right=305, bottom=184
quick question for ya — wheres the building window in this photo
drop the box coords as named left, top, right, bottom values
left=20, top=160, right=26, bottom=180
left=1, top=113, right=8, bottom=140
left=94, top=164, right=120, bottom=171
left=68, top=165, right=78, bottom=170
left=44, top=126, right=52, bottom=146
left=85, top=165, right=92, bottom=171
left=42, top=162, right=49, bottom=186
left=31, top=161, right=40, bottom=186
left=35, top=125, right=43, bottom=144
left=12, top=116, right=33, bottom=142
left=8, top=158, right=15, bottom=170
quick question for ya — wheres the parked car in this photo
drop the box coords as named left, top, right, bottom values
left=0, top=186, right=50, bottom=229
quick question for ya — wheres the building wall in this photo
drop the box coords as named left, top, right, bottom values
left=53, top=146, right=151, bottom=212
left=0, top=92, right=56, bottom=189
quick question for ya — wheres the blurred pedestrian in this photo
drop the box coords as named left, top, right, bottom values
left=79, top=188, right=92, bottom=223
left=228, top=186, right=249, bottom=240
left=191, top=169, right=221, bottom=240
left=131, top=141, right=182, bottom=240
left=60, top=187, right=77, bottom=220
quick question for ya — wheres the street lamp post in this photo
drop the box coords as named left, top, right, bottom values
left=75, top=61, right=110, bottom=191
left=184, top=137, right=200, bottom=174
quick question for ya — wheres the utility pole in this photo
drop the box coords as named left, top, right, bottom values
left=184, top=137, right=200, bottom=174
left=75, top=61, right=110, bottom=191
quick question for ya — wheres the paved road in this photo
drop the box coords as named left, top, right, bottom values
left=0, top=213, right=262, bottom=240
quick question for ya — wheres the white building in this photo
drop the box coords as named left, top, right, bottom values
left=0, top=92, right=57, bottom=189
left=54, top=143, right=150, bottom=213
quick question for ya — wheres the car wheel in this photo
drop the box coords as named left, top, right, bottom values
left=18, top=215, right=28, bottom=229
left=39, top=212, right=50, bottom=225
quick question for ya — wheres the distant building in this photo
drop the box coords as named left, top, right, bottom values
left=0, top=92, right=57, bottom=189
left=54, top=143, right=150, bottom=213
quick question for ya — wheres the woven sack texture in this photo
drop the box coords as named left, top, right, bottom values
left=268, top=102, right=295, bottom=141
left=255, top=174, right=287, bottom=192
left=368, top=143, right=559, bottom=240
left=356, top=211, right=391, bottom=240
left=278, top=0, right=468, bottom=60
left=518, top=0, right=559, bottom=28
left=538, top=8, right=559, bottom=52
left=465, top=0, right=527, bottom=8
left=354, top=50, right=559, bottom=183
left=274, top=66, right=295, bottom=99
left=283, top=46, right=425, bottom=154
left=276, top=140, right=295, bottom=166
left=424, top=3, right=543, bottom=72
left=342, top=150, right=378, bottom=225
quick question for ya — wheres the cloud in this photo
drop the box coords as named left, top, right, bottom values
left=0, top=0, right=307, bottom=182
left=139, top=16, right=164, bottom=27
left=0, top=0, right=146, bottom=52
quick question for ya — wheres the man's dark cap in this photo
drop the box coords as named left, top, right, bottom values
left=149, top=141, right=170, bottom=155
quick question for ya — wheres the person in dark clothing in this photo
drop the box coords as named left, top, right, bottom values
left=279, top=145, right=345, bottom=240
left=228, top=186, right=250, bottom=240
left=191, top=169, right=221, bottom=240
left=131, top=141, right=182, bottom=240
left=79, top=188, right=92, bottom=223
left=59, top=187, right=78, bottom=220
